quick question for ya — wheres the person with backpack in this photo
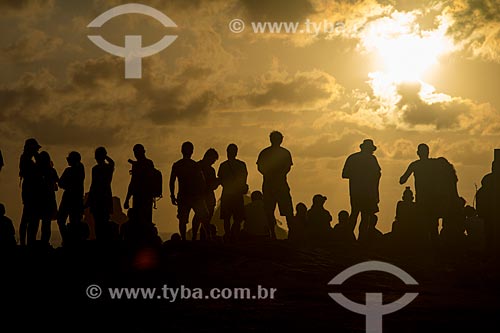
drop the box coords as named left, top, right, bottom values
left=169, top=142, right=210, bottom=241
left=124, top=144, right=157, bottom=226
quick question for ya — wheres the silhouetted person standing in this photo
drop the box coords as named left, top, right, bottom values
left=342, top=139, right=381, bottom=241
left=19, top=138, right=42, bottom=246
left=257, top=131, right=294, bottom=240
left=476, top=150, right=500, bottom=255
left=88, top=147, right=114, bottom=242
left=218, top=144, right=248, bottom=241
left=169, top=142, right=210, bottom=241
left=57, top=151, right=85, bottom=245
left=38, top=151, right=59, bottom=246
left=193, top=148, right=219, bottom=240
left=125, top=144, right=155, bottom=225
left=0, top=203, right=16, bottom=249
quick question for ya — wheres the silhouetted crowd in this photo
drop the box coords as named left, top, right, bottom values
left=0, top=133, right=499, bottom=259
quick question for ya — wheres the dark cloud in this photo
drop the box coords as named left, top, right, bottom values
left=240, top=0, right=315, bottom=21
left=245, top=70, right=341, bottom=110
left=397, top=82, right=467, bottom=129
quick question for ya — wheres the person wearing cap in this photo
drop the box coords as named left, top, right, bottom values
left=306, top=194, right=333, bottom=243
left=342, top=139, right=381, bottom=241
left=257, top=131, right=294, bottom=240
left=19, top=138, right=43, bottom=246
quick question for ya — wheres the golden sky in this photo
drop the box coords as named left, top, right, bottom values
left=1, top=0, right=500, bottom=236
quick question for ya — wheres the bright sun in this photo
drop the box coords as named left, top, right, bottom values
left=360, top=11, right=454, bottom=83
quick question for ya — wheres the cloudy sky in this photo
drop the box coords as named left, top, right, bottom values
left=1, top=0, right=499, bottom=237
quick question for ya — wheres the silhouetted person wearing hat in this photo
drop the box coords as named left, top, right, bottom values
left=125, top=144, right=155, bottom=225
left=192, top=148, right=219, bottom=241
left=257, top=131, right=294, bottom=240
left=88, top=147, right=115, bottom=242
left=169, top=142, right=210, bottom=241
left=218, top=144, right=248, bottom=241
left=57, top=151, right=85, bottom=245
left=38, top=151, right=59, bottom=246
left=306, top=194, right=332, bottom=243
left=342, top=139, right=381, bottom=241
left=19, top=138, right=42, bottom=246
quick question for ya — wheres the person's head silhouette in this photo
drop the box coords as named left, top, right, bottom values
left=402, top=186, right=414, bottom=202
left=38, top=151, right=51, bottom=168
left=338, top=210, right=349, bottom=225
left=203, top=148, right=218, bottom=165
left=95, top=147, right=107, bottom=163
left=312, top=194, right=327, bottom=207
left=181, top=141, right=194, bottom=158
left=66, top=151, right=81, bottom=166
left=250, top=190, right=263, bottom=202
left=417, top=143, right=429, bottom=160
left=359, top=139, right=376, bottom=155
left=133, top=144, right=146, bottom=160
left=270, top=131, right=283, bottom=147
left=24, top=138, right=41, bottom=155
left=296, top=202, right=307, bottom=216
left=227, top=143, right=238, bottom=160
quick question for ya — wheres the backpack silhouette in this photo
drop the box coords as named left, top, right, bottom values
left=150, top=167, right=163, bottom=200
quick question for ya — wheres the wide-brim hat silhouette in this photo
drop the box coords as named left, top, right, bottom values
left=24, top=138, right=41, bottom=150
left=360, top=139, right=376, bottom=151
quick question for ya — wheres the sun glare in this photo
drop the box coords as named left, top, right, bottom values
left=360, top=11, right=454, bottom=83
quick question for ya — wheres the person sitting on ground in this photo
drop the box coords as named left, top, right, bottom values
left=0, top=203, right=16, bottom=249
left=242, top=191, right=270, bottom=240
left=332, top=210, right=356, bottom=244
left=464, top=205, right=485, bottom=256
left=288, top=202, right=307, bottom=244
left=306, top=194, right=333, bottom=243
left=361, top=215, right=383, bottom=248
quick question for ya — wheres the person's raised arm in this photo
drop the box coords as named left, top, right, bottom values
left=399, top=163, right=414, bottom=185
left=169, top=165, right=177, bottom=205
left=105, top=155, right=115, bottom=169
